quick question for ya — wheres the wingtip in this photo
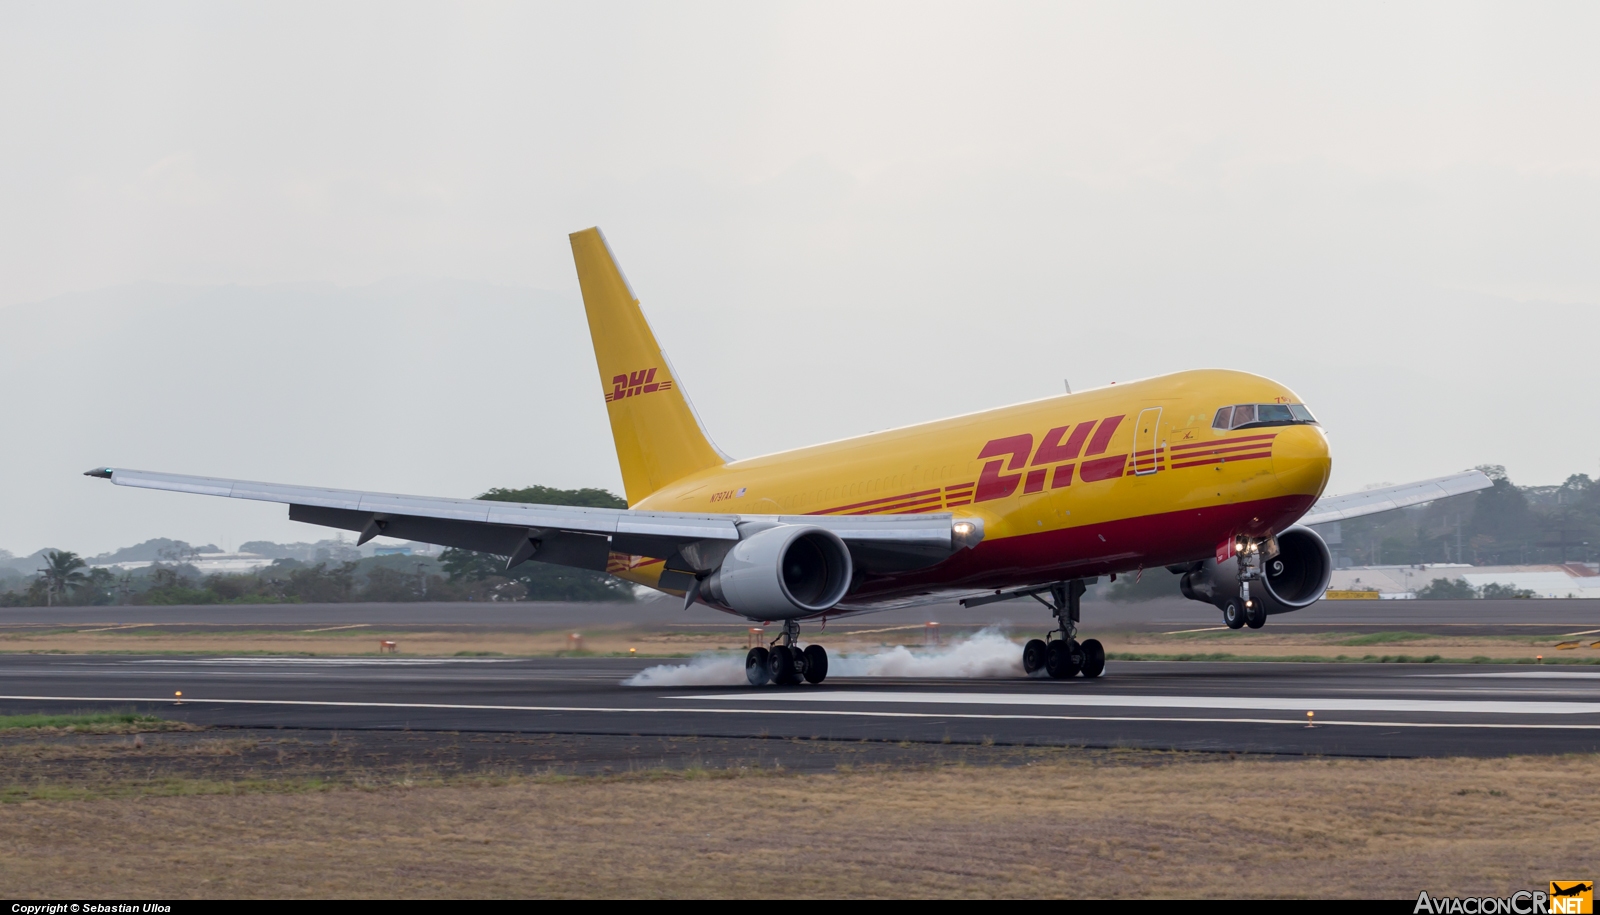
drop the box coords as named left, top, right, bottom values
left=84, top=467, right=113, bottom=479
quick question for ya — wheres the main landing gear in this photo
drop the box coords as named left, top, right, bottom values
left=745, top=619, right=828, bottom=687
left=963, top=579, right=1105, bottom=680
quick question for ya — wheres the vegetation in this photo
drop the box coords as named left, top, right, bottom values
left=1415, top=578, right=1537, bottom=600
left=0, top=485, right=635, bottom=606
left=1416, top=577, right=1478, bottom=600
left=436, top=485, right=635, bottom=602
left=1340, top=465, right=1600, bottom=566
left=0, top=711, right=173, bottom=732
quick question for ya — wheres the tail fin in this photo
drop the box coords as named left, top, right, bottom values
left=570, top=228, right=727, bottom=505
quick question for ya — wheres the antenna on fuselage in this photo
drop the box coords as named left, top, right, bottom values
left=1064, top=379, right=1072, bottom=394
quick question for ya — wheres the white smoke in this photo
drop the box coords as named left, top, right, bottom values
left=622, top=627, right=1023, bottom=686
left=829, top=627, right=1024, bottom=678
left=623, top=653, right=748, bottom=687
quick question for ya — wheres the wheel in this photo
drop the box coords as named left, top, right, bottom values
left=1223, top=599, right=1246, bottom=629
left=1022, top=639, right=1049, bottom=675
left=1245, top=602, right=1267, bottom=629
left=1079, top=638, right=1106, bottom=678
left=802, top=644, right=829, bottom=684
left=769, top=644, right=801, bottom=685
left=746, top=647, right=771, bottom=686
left=1044, top=639, right=1083, bottom=679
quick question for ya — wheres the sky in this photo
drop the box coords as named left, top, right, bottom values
left=2, top=1, right=1599, bottom=556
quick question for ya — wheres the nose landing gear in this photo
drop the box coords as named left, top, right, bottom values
left=745, top=619, right=829, bottom=687
left=1229, top=537, right=1271, bottom=630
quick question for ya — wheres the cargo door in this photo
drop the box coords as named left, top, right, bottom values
left=1132, top=407, right=1163, bottom=476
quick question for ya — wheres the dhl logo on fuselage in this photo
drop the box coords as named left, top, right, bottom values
left=973, top=415, right=1129, bottom=502
left=805, top=415, right=1280, bottom=516
left=605, top=367, right=675, bottom=403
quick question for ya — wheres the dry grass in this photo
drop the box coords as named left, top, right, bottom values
left=1110, top=630, right=1600, bottom=663
left=2, top=751, right=1597, bottom=898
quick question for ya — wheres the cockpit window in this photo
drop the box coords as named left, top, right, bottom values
left=1212, top=402, right=1318, bottom=430
left=1257, top=403, right=1294, bottom=424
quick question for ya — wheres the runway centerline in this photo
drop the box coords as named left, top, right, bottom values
left=671, top=690, right=1600, bottom=716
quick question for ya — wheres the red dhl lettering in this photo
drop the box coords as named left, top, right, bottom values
left=604, top=367, right=673, bottom=402
left=973, top=416, right=1126, bottom=502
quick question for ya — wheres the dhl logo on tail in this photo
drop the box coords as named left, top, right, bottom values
left=605, top=367, right=674, bottom=403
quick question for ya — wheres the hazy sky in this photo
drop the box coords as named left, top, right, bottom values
left=3, top=2, right=1599, bottom=555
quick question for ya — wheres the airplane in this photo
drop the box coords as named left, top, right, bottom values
left=87, top=228, right=1493, bottom=686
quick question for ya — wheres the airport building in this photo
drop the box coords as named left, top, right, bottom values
left=1329, top=562, right=1600, bottom=599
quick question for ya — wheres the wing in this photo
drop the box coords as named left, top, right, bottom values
left=1298, top=470, right=1494, bottom=526
left=85, top=467, right=980, bottom=576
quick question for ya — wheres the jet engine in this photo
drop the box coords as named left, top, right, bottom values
left=1178, top=524, right=1332, bottom=615
left=702, top=524, right=853, bottom=619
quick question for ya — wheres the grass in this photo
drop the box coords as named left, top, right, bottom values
left=1334, top=631, right=1433, bottom=646
left=1, top=749, right=1597, bottom=897
left=0, top=710, right=185, bottom=733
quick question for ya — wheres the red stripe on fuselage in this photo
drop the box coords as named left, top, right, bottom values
left=809, top=487, right=941, bottom=515
left=1169, top=433, right=1277, bottom=453
left=1169, top=450, right=1273, bottom=470
left=841, top=493, right=1316, bottom=604
left=844, top=495, right=944, bottom=515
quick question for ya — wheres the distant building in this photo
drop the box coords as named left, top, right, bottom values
left=1330, top=563, right=1600, bottom=598
left=90, top=552, right=276, bottom=575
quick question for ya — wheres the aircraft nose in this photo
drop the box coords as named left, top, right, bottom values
left=1273, top=424, right=1332, bottom=498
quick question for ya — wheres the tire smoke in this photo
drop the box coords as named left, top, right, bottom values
left=622, top=626, right=1023, bottom=686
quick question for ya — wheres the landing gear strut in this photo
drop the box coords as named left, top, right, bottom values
left=745, top=619, right=829, bottom=687
left=1231, top=536, right=1270, bottom=630
left=964, top=579, right=1105, bottom=679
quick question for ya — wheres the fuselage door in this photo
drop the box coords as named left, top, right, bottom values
left=1132, top=407, right=1162, bottom=476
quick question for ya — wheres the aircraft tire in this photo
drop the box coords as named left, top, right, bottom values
left=746, top=647, right=772, bottom=686
left=769, top=644, right=802, bottom=685
left=1223, top=600, right=1246, bottom=629
left=1045, top=639, right=1083, bottom=679
left=802, top=645, right=829, bottom=684
left=1080, top=638, right=1106, bottom=678
left=1022, top=639, right=1049, bottom=676
left=1245, top=603, right=1267, bottom=629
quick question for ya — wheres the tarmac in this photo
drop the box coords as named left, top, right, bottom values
left=2, top=595, right=1596, bottom=635
left=3, top=653, right=1599, bottom=759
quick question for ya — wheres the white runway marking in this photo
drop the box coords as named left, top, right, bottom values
left=127, top=657, right=520, bottom=666
left=1415, top=671, right=1600, bottom=680
left=2, top=694, right=1600, bottom=730
left=670, top=690, right=1600, bottom=716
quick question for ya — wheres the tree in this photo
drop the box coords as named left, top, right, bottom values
left=1416, top=577, right=1477, bottom=600
left=1480, top=582, right=1536, bottom=600
left=440, top=484, right=636, bottom=602
left=38, top=551, right=88, bottom=606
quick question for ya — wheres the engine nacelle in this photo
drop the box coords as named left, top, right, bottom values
left=702, top=524, right=853, bottom=620
left=1179, top=524, right=1332, bottom=615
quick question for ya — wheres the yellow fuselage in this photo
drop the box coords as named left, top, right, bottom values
left=610, top=368, right=1332, bottom=605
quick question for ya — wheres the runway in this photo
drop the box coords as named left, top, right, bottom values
left=4, top=654, right=1599, bottom=758
left=2, top=595, right=1596, bottom=634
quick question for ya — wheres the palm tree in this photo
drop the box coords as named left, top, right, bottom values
left=38, top=550, right=88, bottom=607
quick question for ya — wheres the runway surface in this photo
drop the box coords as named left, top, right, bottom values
left=3, top=596, right=1596, bottom=634
left=4, top=654, right=1599, bottom=758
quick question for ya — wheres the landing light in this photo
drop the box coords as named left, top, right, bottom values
left=953, top=522, right=975, bottom=536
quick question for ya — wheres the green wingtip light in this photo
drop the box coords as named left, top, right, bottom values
left=84, top=467, right=114, bottom=479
